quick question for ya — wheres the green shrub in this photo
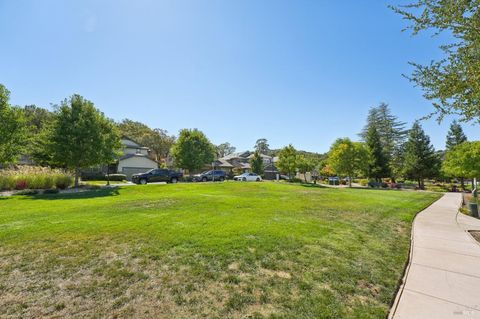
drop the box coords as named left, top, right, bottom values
left=106, top=174, right=126, bottom=181
left=55, top=174, right=73, bottom=190
left=0, top=175, right=15, bottom=190
left=358, top=179, right=369, bottom=186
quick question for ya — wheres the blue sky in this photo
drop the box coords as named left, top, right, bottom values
left=1, top=0, right=478, bottom=153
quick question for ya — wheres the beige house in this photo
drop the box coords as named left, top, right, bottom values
left=117, top=137, right=158, bottom=179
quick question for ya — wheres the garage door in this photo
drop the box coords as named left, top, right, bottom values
left=122, top=167, right=153, bottom=180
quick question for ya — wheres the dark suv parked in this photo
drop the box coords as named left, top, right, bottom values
left=132, top=169, right=183, bottom=185
left=193, top=170, right=226, bottom=182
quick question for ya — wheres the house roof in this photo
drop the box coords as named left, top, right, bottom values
left=119, top=153, right=157, bottom=163
left=214, top=159, right=234, bottom=168
left=221, top=151, right=250, bottom=161
left=121, top=136, right=150, bottom=150
left=246, top=153, right=272, bottom=159
left=239, top=162, right=251, bottom=169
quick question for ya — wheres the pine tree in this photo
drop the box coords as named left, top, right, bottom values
left=446, top=120, right=467, bottom=150
left=365, top=125, right=390, bottom=182
left=360, top=103, right=407, bottom=180
left=402, top=122, right=440, bottom=189
left=445, top=120, right=468, bottom=189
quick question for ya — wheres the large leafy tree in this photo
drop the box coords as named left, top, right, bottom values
left=250, top=151, right=264, bottom=176
left=216, top=142, right=236, bottom=158
left=0, top=84, right=27, bottom=165
left=277, top=144, right=298, bottom=180
left=118, top=119, right=175, bottom=163
left=360, top=103, right=406, bottom=178
left=22, top=105, right=55, bottom=166
left=118, top=120, right=175, bottom=163
left=443, top=142, right=480, bottom=186
left=117, top=119, right=152, bottom=144
left=50, top=95, right=122, bottom=187
left=144, top=128, right=176, bottom=163
left=402, top=122, right=440, bottom=189
left=327, top=138, right=368, bottom=187
left=391, top=1, right=480, bottom=122
left=365, top=125, right=390, bottom=181
left=171, top=129, right=215, bottom=175
left=254, top=138, right=270, bottom=154
left=446, top=120, right=467, bottom=150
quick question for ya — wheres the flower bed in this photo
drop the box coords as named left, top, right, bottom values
left=0, top=166, right=74, bottom=191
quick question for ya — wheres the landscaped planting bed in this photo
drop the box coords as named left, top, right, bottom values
left=0, top=166, right=73, bottom=191
left=0, top=182, right=440, bottom=318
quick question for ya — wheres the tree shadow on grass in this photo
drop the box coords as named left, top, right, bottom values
left=298, top=183, right=327, bottom=189
left=28, top=187, right=120, bottom=200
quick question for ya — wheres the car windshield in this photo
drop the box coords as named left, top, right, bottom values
left=201, top=171, right=212, bottom=175
left=145, top=169, right=155, bottom=174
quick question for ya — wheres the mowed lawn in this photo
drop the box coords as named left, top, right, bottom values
left=0, top=182, right=440, bottom=319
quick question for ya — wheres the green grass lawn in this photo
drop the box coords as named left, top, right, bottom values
left=0, top=182, right=440, bottom=318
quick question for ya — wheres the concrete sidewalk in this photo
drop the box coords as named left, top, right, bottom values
left=390, top=193, right=480, bottom=318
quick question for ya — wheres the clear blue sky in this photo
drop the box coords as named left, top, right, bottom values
left=1, top=0, right=478, bottom=153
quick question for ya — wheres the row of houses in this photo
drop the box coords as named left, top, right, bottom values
left=83, top=137, right=280, bottom=180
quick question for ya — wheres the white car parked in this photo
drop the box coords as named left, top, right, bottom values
left=233, top=172, right=262, bottom=182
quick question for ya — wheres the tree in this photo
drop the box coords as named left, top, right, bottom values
left=360, top=103, right=407, bottom=179
left=445, top=120, right=468, bottom=188
left=117, top=119, right=152, bottom=145
left=50, top=94, right=122, bottom=187
left=144, top=128, right=176, bottom=163
left=277, top=144, right=298, bottom=180
left=22, top=105, right=55, bottom=166
left=402, top=122, right=440, bottom=189
left=446, top=120, right=467, bottom=150
left=0, top=84, right=27, bottom=165
left=216, top=142, right=236, bottom=158
left=171, top=129, right=215, bottom=176
left=327, top=138, right=368, bottom=187
left=365, top=125, right=390, bottom=181
left=118, top=120, right=176, bottom=164
left=250, top=151, right=264, bottom=176
left=391, top=2, right=480, bottom=123
left=443, top=142, right=480, bottom=186
left=297, top=156, right=316, bottom=183
left=254, top=138, right=270, bottom=154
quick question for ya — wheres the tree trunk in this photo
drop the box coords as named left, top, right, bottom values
left=74, top=167, right=80, bottom=188
left=348, top=176, right=352, bottom=187
left=460, top=177, right=465, bottom=191
left=417, top=178, right=421, bottom=189
left=304, top=173, right=307, bottom=183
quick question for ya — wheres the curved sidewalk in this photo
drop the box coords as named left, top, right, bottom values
left=390, top=192, right=480, bottom=319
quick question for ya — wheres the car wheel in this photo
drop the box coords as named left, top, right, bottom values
left=170, top=177, right=178, bottom=184
left=202, top=177, right=207, bottom=182
left=219, top=177, right=225, bottom=182
left=242, top=177, right=247, bottom=182
left=140, top=179, right=147, bottom=185
left=256, top=178, right=260, bottom=182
